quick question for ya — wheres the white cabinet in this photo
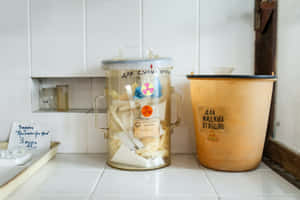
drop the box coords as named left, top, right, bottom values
left=86, top=0, right=140, bottom=76
left=31, top=0, right=84, bottom=77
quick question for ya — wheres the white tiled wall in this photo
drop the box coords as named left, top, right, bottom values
left=143, top=0, right=198, bottom=75
left=86, top=0, right=141, bottom=76
left=0, top=0, right=254, bottom=153
left=31, top=0, right=85, bottom=77
left=0, top=0, right=31, bottom=141
left=199, top=0, right=254, bottom=74
left=274, top=0, right=300, bottom=153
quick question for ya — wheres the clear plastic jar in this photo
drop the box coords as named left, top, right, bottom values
left=99, top=58, right=181, bottom=170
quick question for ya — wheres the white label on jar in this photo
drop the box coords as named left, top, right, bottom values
left=134, top=119, right=160, bottom=138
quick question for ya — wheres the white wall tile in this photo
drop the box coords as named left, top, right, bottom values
left=87, top=113, right=107, bottom=153
left=0, top=0, right=29, bottom=79
left=32, top=113, right=88, bottom=153
left=31, top=0, right=84, bottom=77
left=274, top=0, right=300, bottom=153
left=86, top=0, right=140, bottom=76
left=91, top=78, right=106, bottom=107
left=143, top=0, right=198, bottom=76
left=0, top=0, right=31, bottom=141
left=171, top=76, right=196, bottom=153
left=0, top=80, right=32, bottom=141
left=199, top=0, right=254, bottom=74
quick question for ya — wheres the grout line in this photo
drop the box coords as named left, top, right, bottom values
left=195, top=0, right=200, bottom=74
left=90, top=78, right=93, bottom=111
left=86, top=78, right=93, bottom=153
left=27, top=0, right=34, bottom=112
left=88, top=165, right=107, bottom=199
left=27, top=0, right=32, bottom=76
left=203, top=169, right=220, bottom=199
left=83, top=0, right=87, bottom=72
left=195, top=153, right=220, bottom=199
left=192, top=154, right=221, bottom=199
left=139, top=0, right=144, bottom=58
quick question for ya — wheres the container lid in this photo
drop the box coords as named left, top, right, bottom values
left=186, top=74, right=277, bottom=80
left=102, top=57, right=173, bottom=70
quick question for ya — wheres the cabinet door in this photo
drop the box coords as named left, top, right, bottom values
left=86, top=0, right=140, bottom=76
left=31, top=0, right=84, bottom=77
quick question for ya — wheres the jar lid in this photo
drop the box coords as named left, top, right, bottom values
left=187, top=74, right=277, bottom=80
left=102, top=57, right=173, bottom=70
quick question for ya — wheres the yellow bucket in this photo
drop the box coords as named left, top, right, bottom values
left=187, top=75, right=276, bottom=171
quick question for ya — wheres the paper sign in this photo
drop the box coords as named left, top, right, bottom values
left=8, top=121, right=51, bottom=151
left=134, top=118, right=160, bottom=138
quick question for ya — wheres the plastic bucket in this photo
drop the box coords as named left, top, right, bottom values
left=187, top=75, right=276, bottom=171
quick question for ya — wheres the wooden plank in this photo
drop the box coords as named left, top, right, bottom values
left=255, top=0, right=277, bottom=75
left=0, top=142, right=60, bottom=200
left=263, top=157, right=300, bottom=189
left=264, top=139, right=300, bottom=182
left=255, top=0, right=277, bottom=148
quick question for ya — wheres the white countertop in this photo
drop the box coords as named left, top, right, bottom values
left=6, top=154, right=300, bottom=200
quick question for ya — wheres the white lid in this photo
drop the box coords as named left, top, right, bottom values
left=102, top=57, right=173, bottom=71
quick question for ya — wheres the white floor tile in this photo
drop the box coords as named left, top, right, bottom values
left=220, top=196, right=300, bottom=200
left=6, top=155, right=104, bottom=200
left=8, top=168, right=100, bottom=200
left=92, top=167, right=217, bottom=199
left=5, top=155, right=300, bottom=200
left=12, top=194, right=88, bottom=200
left=256, top=162, right=270, bottom=171
left=206, top=170, right=300, bottom=198
left=91, top=195, right=217, bottom=200
left=47, top=154, right=106, bottom=172
left=38, top=170, right=99, bottom=195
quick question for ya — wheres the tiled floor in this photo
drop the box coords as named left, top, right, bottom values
left=6, top=154, right=300, bottom=200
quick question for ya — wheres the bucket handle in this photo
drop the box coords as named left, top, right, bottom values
left=170, top=87, right=182, bottom=131
left=94, top=95, right=109, bottom=139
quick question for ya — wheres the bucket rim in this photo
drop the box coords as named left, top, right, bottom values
left=186, top=74, right=277, bottom=80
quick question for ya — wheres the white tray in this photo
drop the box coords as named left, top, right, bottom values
left=0, top=142, right=60, bottom=200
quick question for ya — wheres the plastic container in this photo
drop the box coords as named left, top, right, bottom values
left=96, top=58, right=181, bottom=170
left=187, top=75, right=276, bottom=171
